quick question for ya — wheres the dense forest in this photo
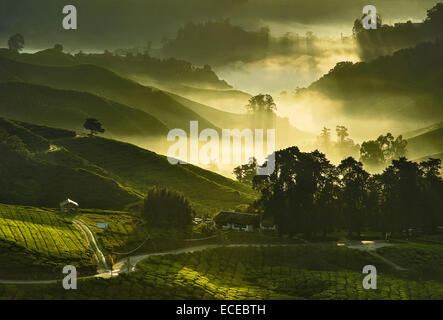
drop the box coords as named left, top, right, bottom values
left=246, top=147, right=443, bottom=238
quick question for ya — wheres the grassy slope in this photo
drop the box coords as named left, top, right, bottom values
left=0, top=204, right=95, bottom=279
left=59, top=136, right=256, bottom=216
left=0, top=82, right=169, bottom=138
left=378, top=241, right=443, bottom=282
left=1, top=118, right=255, bottom=214
left=0, top=119, right=141, bottom=209
left=0, top=55, right=218, bottom=132
left=2, top=244, right=442, bottom=299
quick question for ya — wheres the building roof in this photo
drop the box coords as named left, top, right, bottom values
left=214, top=211, right=259, bottom=226
left=60, top=199, right=79, bottom=207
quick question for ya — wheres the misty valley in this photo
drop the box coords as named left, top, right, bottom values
left=0, top=0, right=442, bottom=305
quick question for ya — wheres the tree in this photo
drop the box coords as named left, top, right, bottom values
left=8, top=34, right=25, bottom=53
left=338, top=157, right=369, bottom=237
left=53, top=44, right=63, bottom=52
left=233, top=157, right=257, bottom=185
left=316, top=127, right=332, bottom=151
left=336, top=126, right=349, bottom=144
left=425, top=3, right=443, bottom=26
left=83, top=118, right=105, bottom=136
left=360, top=140, right=385, bottom=170
left=380, top=157, right=423, bottom=235
left=246, top=94, right=276, bottom=113
left=360, top=133, right=407, bottom=170
left=419, top=158, right=443, bottom=233
left=142, top=187, right=193, bottom=228
left=253, top=147, right=338, bottom=238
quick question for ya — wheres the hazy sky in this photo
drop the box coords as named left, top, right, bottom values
left=0, top=0, right=439, bottom=50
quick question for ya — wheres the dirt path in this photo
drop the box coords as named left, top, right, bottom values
left=347, top=241, right=407, bottom=271
left=111, top=243, right=300, bottom=274
left=72, top=218, right=108, bottom=272
left=0, top=240, right=407, bottom=284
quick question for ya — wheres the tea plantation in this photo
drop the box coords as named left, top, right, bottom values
left=0, top=204, right=95, bottom=279
left=1, top=245, right=442, bottom=299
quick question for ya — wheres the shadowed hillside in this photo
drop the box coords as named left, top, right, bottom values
left=0, top=118, right=255, bottom=215
left=0, top=82, right=169, bottom=138
left=58, top=136, right=256, bottom=215
left=297, top=40, right=443, bottom=125
left=0, top=55, right=218, bottom=132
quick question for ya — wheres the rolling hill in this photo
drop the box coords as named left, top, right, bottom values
left=0, top=48, right=231, bottom=89
left=299, top=40, right=443, bottom=123
left=0, top=51, right=312, bottom=148
left=0, top=120, right=141, bottom=210
left=406, top=123, right=443, bottom=159
left=0, top=55, right=218, bottom=132
left=58, top=136, right=256, bottom=215
left=0, top=82, right=169, bottom=138
left=0, top=118, right=255, bottom=215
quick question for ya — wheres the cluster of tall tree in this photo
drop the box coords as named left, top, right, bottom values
left=313, top=125, right=360, bottom=162
left=142, top=187, right=194, bottom=229
left=251, top=146, right=442, bottom=238
left=359, top=133, right=407, bottom=171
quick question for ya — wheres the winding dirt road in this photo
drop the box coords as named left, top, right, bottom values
left=0, top=225, right=406, bottom=284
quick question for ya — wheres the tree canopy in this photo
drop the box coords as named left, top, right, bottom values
left=142, top=187, right=193, bottom=228
left=249, top=145, right=442, bottom=239
left=83, top=118, right=105, bottom=136
left=8, top=34, right=25, bottom=53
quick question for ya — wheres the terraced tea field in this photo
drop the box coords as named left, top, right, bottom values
left=0, top=204, right=95, bottom=279
left=2, top=245, right=442, bottom=299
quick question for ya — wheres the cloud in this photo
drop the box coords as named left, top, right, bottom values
left=0, top=0, right=439, bottom=50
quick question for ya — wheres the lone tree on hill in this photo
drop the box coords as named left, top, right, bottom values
left=83, top=118, right=105, bottom=136
left=53, top=43, right=63, bottom=52
left=8, top=34, right=25, bottom=53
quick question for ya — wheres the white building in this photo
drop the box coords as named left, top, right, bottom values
left=59, top=199, right=79, bottom=214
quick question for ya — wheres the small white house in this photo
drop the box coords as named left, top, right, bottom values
left=214, top=211, right=259, bottom=233
left=59, top=199, right=79, bottom=214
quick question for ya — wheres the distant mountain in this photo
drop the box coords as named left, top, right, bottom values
left=131, top=75, right=251, bottom=114
left=0, top=54, right=312, bottom=150
left=403, top=121, right=443, bottom=139
left=0, top=55, right=218, bottom=133
left=353, top=3, right=443, bottom=61
left=406, top=124, right=443, bottom=159
left=299, top=40, right=443, bottom=123
left=413, top=152, right=443, bottom=163
left=0, top=82, right=169, bottom=138
left=0, top=48, right=231, bottom=89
